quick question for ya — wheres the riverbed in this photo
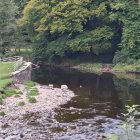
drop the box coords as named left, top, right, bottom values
left=31, top=66, right=140, bottom=139
left=1, top=66, right=140, bottom=140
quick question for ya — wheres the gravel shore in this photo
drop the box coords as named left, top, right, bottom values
left=0, top=84, right=75, bottom=140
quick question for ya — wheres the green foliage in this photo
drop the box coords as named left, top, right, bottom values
left=106, top=105, right=140, bottom=140
left=111, top=0, right=140, bottom=62
left=18, top=0, right=140, bottom=63
left=18, top=101, right=25, bottom=106
left=18, top=0, right=115, bottom=61
left=0, top=0, right=18, bottom=55
left=28, top=97, right=37, bottom=103
left=113, top=60, right=140, bottom=73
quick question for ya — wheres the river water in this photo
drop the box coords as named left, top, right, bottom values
left=32, top=66, right=140, bottom=139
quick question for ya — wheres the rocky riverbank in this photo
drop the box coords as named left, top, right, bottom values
left=0, top=84, right=75, bottom=140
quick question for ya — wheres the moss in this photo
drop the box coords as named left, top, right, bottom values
left=18, top=101, right=25, bottom=106
left=0, top=111, right=5, bottom=117
left=28, top=97, right=37, bottom=103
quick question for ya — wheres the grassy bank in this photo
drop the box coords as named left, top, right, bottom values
left=0, top=79, right=13, bottom=89
left=73, top=62, right=140, bottom=74
left=0, top=62, right=14, bottom=79
left=73, top=63, right=103, bottom=74
left=113, top=61, right=140, bottom=73
left=0, top=62, right=14, bottom=89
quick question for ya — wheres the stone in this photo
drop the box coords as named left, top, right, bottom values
left=48, top=84, right=53, bottom=89
left=61, top=85, right=68, bottom=90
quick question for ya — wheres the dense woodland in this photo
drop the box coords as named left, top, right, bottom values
left=0, top=0, right=140, bottom=64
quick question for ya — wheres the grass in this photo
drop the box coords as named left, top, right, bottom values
left=18, top=101, right=25, bottom=106
left=0, top=79, right=12, bottom=89
left=0, top=62, right=14, bottom=79
left=113, top=61, right=140, bottom=73
left=0, top=95, right=3, bottom=105
left=24, top=81, right=36, bottom=89
left=0, top=88, right=20, bottom=104
left=28, top=97, right=37, bottom=103
left=74, top=63, right=102, bottom=74
left=27, top=88, right=39, bottom=96
left=0, top=62, right=14, bottom=89
left=5, top=88, right=20, bottom=97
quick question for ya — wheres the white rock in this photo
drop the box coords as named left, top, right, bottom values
left=61, top=85, right=68, bottom=90
left=48, top=84, right=53, bottom=88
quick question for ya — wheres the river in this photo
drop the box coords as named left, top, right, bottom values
left=32, top=66, right=140, bottom=139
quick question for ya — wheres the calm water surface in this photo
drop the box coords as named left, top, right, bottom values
left=32, top=66, right=140, bottom=139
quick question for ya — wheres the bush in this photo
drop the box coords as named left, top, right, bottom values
left=113, top=49, right=139, bottom=64
left=18, top=101, right=25, bottom=106
left=28, top=97, right=37, bottom=103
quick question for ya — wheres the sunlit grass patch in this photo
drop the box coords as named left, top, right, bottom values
left=0, top=79, right=12, bottom=89
left=0, top=62, right=14, bottom=79
left=5, top=88, right=20, bottom=97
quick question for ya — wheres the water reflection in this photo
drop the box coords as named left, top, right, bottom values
left=32, top=66, right=140, bottom=139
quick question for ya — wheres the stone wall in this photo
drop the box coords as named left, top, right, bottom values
left=12, top=62, right=32, bottom=84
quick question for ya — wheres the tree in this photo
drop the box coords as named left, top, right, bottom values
left=110, top=0, right=140, bottom=62
left=18, top=0, right=115, bottom=61
left=0, top=0, right=18, bottom=55
left=18, top=0, right=140, bottom=63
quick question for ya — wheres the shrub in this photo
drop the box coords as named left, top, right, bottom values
left=106, top=105, right=140, bottom=140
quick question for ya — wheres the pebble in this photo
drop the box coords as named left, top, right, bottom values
left=0, top=84, right=75, bottom=140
